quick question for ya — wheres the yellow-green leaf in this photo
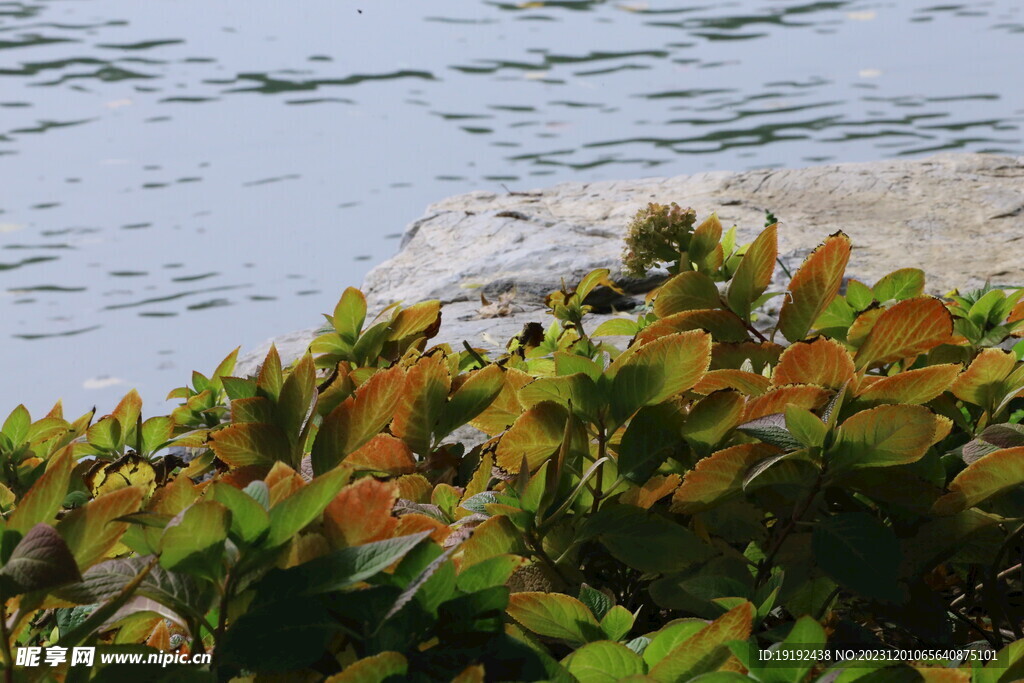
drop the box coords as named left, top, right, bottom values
left=777, top=231, right=851, bottom=342
left=726, top=224, right=777, bottom=321
left=507, top=591, right=603, bottom=645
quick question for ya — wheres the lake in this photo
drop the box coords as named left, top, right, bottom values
left=1, top=0, right=1022, bottom=417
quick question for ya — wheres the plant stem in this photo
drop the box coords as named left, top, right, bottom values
left=590, top=427, right=607, bottom=515
left=755, top=471, right=823, bottom=587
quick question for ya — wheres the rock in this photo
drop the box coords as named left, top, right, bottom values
left=237, top=153, right=1024, bottom=377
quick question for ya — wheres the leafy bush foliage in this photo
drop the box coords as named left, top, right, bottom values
left=2, top=209, right=1024, bottom=682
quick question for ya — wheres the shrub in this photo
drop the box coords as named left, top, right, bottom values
left=1, top=209, right=1024, bottom=681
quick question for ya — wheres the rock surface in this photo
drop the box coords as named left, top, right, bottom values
left=237, top=153, right=1024, bottom=375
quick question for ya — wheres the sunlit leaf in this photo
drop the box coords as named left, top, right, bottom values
left=8, top=449, right=73, bottom=534
left=637, top=309, right=750, bottom=345
left=671, top=444, right=780, bottom=514
left=777, top=231, right=851, bottom=342
left=933, top=446, right=1024, bottom=515
left=495, top=401, right=568, bottom=474
left=854, top=297, right=954, bottom=370
left=323, top=477, right=399, bottom=548
left=855, top=364, right=961, bottom=405
left=507, top=592, right=603, bottom=645
left=828, top=404, right=940, bottom=471
left=726, top=224, right=777, bottom=321
left=391, top=353, right=451, bottom=455
left=772, top=337, right=854, bottom=390
left=647, top=602, right=754, bottom=682
left=654, top=271, right=722, bottom=317
left=57, top=486, right=144, bottom=570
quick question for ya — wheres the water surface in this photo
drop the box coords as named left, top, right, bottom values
left=1, top=0, right=1022, bottom=415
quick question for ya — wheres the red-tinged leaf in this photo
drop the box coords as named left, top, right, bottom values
left=933, top=446, right=1024, bottom=515
left=345, top=434, right=416, bottom=475
left=8, top=449, right=73, bottom=534
left=111, top=389, right=143, bottom=442
left=609, top=330, right=712, bottom=425
left=459, top=515, right=527, bottom=568
left=393, top=513, right=449, bottom=544
left=856, top=364, right=962, bottom=405
left=495, top=402, right=568, bottom=474
left=828, top=404, right=941, bottom=472
left=637, top=309, right=750, bottom=345
left=437, top=364, right=504, bottom=438
left=621, top=474, right=682, bottom=509
left=647, top=602, right=755, bottom=682
left=726, top=224, right=777, bottom=321
left=692, top=369, right=771, bottom=396
left=266, top=462, right=305, bottom=507
left=671, top=444, right=780, bottom=513
left=257, top=344, right=284, bottom=401
left=391, top=353, right=451, bottom=455
left=230, top=397, right=276, bottom=425
left=469, top=367, right=533, bottom=435
left=951, top=348, right=1019, bottom=409
left=395, top=473, right=432, bottom=503
left=847, top=306, right=884, bottom=349
left=742, top=385, right=830, bottom=422
left=57, top=486, right=144, bottom=570
left=772, top=337, right=855, bottom=390
left=854, top=297, right=955, bottom=370
left=323, top=478, right=399, bottom=548
left=266, top=466, right=351, bottom=548
left=777, top=231, right=851, bottom=342
left=388, top=300, right=442, bottom=341
left=211, top=423, right=288, bottom=469
left=653, top=271, right=722, bottom=317
left=506, top=592, right=603, bottom=645
left=710, top=341, right=784, bottom=372
left=311, top=365, right=405, bottom=474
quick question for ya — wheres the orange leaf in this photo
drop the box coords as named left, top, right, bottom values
left=495, top=402, right=568, bottom=474
left=391, top=353, right=452, bottom=455
left=470, top=367, right=534, bottom=435
left=345, top=434, right=416, bottom=475
left=394, top=513, right=449, bottom=544
left=266, top=462, right=305, bottom=507
left=692, top=369, right=771, bottom=396
left=772, top=337, right=855, bottom=390
left=671, top=444, right=779, bottom=514
left=742, top=385, right=830, bottom=422
left=311, top=365, right=405, bottom=474
left=933, top=446, right=1024, bottom=515
left=637, top=309, right=750, bottom=344
left=323, top=478, right=399, bottom=548
left=621, top=474, right=682, bottom=509
left=856, top=364, right=961, bottom=405
left=951, top=348, right=1018, bottom=408
left=7, top=449, right=73, bottom=534
left=57, top=486, right=144, bottom=570
left=395, top=473, right=432, bottom=503
left=854, top=297, right=954, bottom=370
left=210, top=423, right=286, bottom=469
left=777, top=231, right=851, bottom=342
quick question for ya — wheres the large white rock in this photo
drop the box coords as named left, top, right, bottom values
left=238, top=153, right=1024, bottom=375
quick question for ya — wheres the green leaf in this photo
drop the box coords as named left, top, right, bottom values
left=256, top=345, right=284, bottom=401
left=1, top=404, right=31, bottom=446
left=437, top=364, right=504, bottom=439
left=845, top=280, right=874, bottom=311
left=0, top=523, right=83, bottom=596
left=811, top=512, right=902, bottom=603
left=600, top=605, right=635, bottom=641
left=579, top=505, right=714, bottom=573
left=579, top=583, right=614, bottom=621
left=333, top=287, right=368, bottom=345
left=593, top=318, right=640, bottom=338
left=736, top=413, right=803, bottom=451
left=726, top=224, right=777, bottom=321
left=506, top=591, right=604, bottom=644
left=208, top=482, right=271, bottom=545
left=609, top=330, right=711, bottom=426
left=872, top=268, right=925, bottom=302
left=455, top=554, right=527, bottom=594
left=617, top=403, right=684, bottom=483
left=784, top=405, right=828, bottom=448
left=159, top=500, right=229, bottom=580
left=210, top=423, right=288, bottom=469
left=827, top=404, right=938, bottom=472
left=87, top=416, right=122, bottom=452
left=754, top=616, right=827, bottom=683
left=7, top=450, right=73, bottom=534
left=266, top=466, right=351, bottom=548
left=654, top=271, right=722, bottom=317
left=254, top=531, right=432, bottom=599
left=140, top=416, right=174, bottom=455
left=563, top=641, right=646, bottom=682
left=277, top=352, right=317, bottom=449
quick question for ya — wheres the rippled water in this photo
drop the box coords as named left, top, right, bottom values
left=2, top=0, right=1022, bottom=415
